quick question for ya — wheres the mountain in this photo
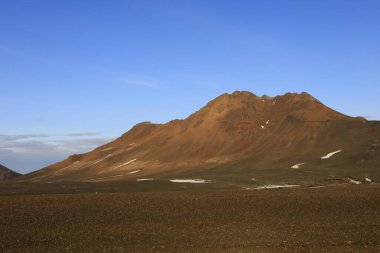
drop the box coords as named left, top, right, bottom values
left=23, top=91, right=380, bottom=186
left=0, top=164, right=20, bottom=181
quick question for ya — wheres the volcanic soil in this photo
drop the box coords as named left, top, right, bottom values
left=1, top=184, right=380, bottom=252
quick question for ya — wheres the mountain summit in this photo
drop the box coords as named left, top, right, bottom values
left=23, top=91, right=380, bottom=185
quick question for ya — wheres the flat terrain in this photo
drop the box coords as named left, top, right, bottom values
left=1, top=184, right=380, bottom=252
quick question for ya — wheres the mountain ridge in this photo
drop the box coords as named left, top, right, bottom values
left=21, top=91, right=380, bottom=185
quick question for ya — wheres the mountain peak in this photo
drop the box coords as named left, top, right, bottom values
left=280, top=91, right=319, bottom=101
left=204, top=90, right=322, bottom=110
left=189, top=90, right=357, bottom=124
left=230, top=90, right=257, bottom=97
left=217, top=91, right=318, bottom=102
left=209, top=91, right=258, bottom=103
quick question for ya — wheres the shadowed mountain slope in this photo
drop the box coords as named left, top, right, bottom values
left=22, top=91, right=380, bottom=185
left=0, top=164, right=20, bottom=181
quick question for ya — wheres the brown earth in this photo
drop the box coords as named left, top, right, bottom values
left=1, top=184, right=380, bottom=252
left=21, top=91, right=380, bottom=186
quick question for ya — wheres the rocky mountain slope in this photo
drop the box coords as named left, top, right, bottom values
left=22, top=91, right=380, bottom=186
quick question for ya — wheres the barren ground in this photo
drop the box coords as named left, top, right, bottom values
left=1, top=183, right=380, bottom=252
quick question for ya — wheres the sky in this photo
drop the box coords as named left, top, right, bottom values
left=1, top=0, right=379, bottom=174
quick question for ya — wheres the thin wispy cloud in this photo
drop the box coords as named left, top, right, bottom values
left=58, top=138, right=114, bottom=150
left=0, top=137, right=112, bottom=154
left=0, top=132, right=101, bottom=142
left=122, top=79, right=160, bottom=89
left=0, top=134, right=49, bottom=142
left=61, top=132, right=101, bottom=137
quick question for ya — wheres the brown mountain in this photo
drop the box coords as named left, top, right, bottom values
left=0, top=164, right=20, bottom=181
left=23, top=91, right=380, bottom=186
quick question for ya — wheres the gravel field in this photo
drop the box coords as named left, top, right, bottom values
left=1, top=184, right=380, bottom=252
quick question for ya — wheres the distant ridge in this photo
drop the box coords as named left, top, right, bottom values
left=22, top=91, right=380, bottom=185
left=0, top=164, right=20, bottom=181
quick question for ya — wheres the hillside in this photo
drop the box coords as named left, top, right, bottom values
left=23, top=91, right=380, bottom=186
left=0, top=164, right=20, bottom=181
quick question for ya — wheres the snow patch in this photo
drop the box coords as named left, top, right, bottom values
left=348, top=178, right=361, bottom=185
left=365, top=177, right=372, bottom=183
left=170, top=179, right=209, bottom=184
left=291, top=163, right=304, bottom=169
left=108, top=174, right=124, bottom=178
left=136, top=178, right=154, bottom=181
left=310, top=186, right=325, bottom=189
left=125, top=159, right=137, bottom=165
left=321, top=150, right=342, bottom=159
left=101, top=147, right=114, bottom=151
left=255, top=184, right=300, bottom=190
left=266, top=120, right=270, bottom=125
left=91, top=155, right=114, bottom=165
left=261, top=125, right=265, bottom=129
left=114, top=159, right=137, bottom=169
left=127, top=170, right=140, bottom=174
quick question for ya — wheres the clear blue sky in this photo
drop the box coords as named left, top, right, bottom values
left=1, top=0, right=379, bottom=173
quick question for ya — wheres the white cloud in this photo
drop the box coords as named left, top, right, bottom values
left=0, top=133, right=114, bottom=174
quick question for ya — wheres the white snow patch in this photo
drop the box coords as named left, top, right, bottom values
left=291, top=163, right=304, bottom=169
left=261, top=125, right=265, bottom=129
left=127, top=170, right=140, bottom=175
left=108, top=174, right=124, bottom=178
left=266, top=120, right=270, bottom=125
left=125, top=158, right=137, bottom=165
left=170, top=179, right=209, bottom=184
left=310, top=186, right=325, bottom=189
left=255, top=184, right=300, bottom=190
left=348, top=178, right=362, bottom=185
left=136, top=178, right=154, bottom=181
left=91, top=154, right=114, bottom=165
left=365, top=177, right=372, bottom=183
left=114, top=159, right=137, bottom=169
left=101, top=147, right=114, bottom=151
left=91, top=158, right=106, bottom=165
left=321, top=150, right=342, bottom=159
